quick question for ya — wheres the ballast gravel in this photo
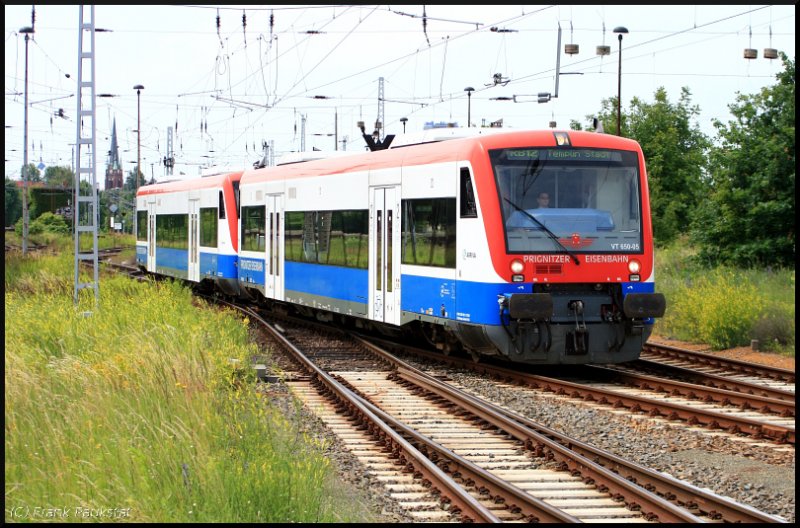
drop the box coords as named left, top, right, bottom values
left=259, top=346, right=794, bottom=523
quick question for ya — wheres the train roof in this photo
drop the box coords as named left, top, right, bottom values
left=136, top=170, right=243, bottom=197
left=240, top=128, right=642, bottom=185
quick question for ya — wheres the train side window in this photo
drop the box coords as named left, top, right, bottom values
left=156, top=214, right=188, bottom=250
left=241, top=205, right=266, bottom=252
left=200, top=207, right=218, bottom=247
left=460, top=168, right=478, bottom=218
left=219, top=191, right=226, bottom=219
left=402, top=198, right=456, bottom=268
left=136, top=210, right=147, bottom=241
left=284, top=210, right=368, bottom=269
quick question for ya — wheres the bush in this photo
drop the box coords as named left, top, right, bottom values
left=751, top=303, right=795, bottom=352
left=14, top=212, right=70, bottom=236
left=661, top=268, right=765, bottom=350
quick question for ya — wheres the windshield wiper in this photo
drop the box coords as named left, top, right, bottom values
left=502, top=196, right=580, bottom=265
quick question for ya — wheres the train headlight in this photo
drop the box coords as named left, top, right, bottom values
left=628, top=259, right=641, bottom=282
left=510, top=259, right=525, bottom=282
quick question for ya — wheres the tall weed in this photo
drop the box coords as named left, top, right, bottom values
left=5, top=251, right=373, bottom=522
left=656, top=239, right=794, bottom=353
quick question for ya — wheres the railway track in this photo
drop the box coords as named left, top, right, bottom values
left=388, top=340, right=794, bottom=447
left=92, top=264, right=792, bottom=521
left=642, top=342, right=795, bottom=389
left=235, top=305, right=785, bottom=523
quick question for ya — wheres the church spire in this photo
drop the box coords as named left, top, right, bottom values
left=109, top=117, right=121, bottom=170
left=104, top=116, right=124, bottom=189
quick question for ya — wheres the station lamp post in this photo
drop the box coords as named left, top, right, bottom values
left=613, top=26, right=628, bottom=136
left=133, top=84, right=144, bottom=236
left=464, top=87, right=475, bottom=128
left=20, top=26, right=34, bottom=255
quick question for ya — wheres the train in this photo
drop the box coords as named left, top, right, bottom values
left=136, top=128, right=666, bottom=365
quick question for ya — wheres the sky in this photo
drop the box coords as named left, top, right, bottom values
left=4, top=4, right=795, bottom=187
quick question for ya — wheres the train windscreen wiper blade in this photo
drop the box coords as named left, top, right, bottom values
left=502, top=196, right=580, bottom=265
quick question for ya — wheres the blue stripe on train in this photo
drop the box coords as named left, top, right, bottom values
left=402, top=275, right=532, bottom=325
left=284, top=261, right=369, bottom=304
left=199, top=252, right=238, bottom=279
left=150, top=248, right=238, bottom=278
left=238, top=256, right=266, bottom=285
left=156, top=247, right=188, bottom=272
left=136, top=244, right=147, bottom=265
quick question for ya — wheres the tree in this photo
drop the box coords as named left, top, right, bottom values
left=21, top=163, right=41, bottom=183
left=691, top=54, right=795, bottom=267
left=44, top=165, right=74, bottom=188
left=5, top=177, right=22, bottom=227
left=592, top=88, right=711, bottom=245
left=628, top=87, right=711, bottom=245
left=124, top=168, right=145, bottom=192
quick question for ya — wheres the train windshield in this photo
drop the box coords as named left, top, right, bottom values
left=491, top=147, right=643, bottom=254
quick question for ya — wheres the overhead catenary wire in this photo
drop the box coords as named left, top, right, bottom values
left=4, top=5, right=792, bottom=174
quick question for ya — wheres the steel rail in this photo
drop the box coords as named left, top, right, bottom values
left=399, top=343, right=795, bottom=445
left=631, top=359, right=795, bottom=402
left=586, top=364, right=795, bottom=417
left=333, top=373, right=581, bottom=523
left=240, top=307, right=502, bottom=523
left=643, top=343, right=795, bottom=384
left=357, top=337, right=701, bottom=523
left=359, top=336, right=788, bottom=523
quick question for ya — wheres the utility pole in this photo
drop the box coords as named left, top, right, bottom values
left=73, top=5, right=100, bottom=308
left=20, top=26, right=34, bottom=255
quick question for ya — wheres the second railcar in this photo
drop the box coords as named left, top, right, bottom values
left=135, top=170, right=243, bottom=296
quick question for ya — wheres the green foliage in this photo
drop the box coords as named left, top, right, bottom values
left=656, top=239, right=795, bottom=353
left=691, top=54, right=795, bottom=267
left=43, top=165, right=74, bottom=188
left=34, top=211, right=71, bottom=234
left=29, top=187, right=71, bottom=219
left=592, top=88, right=711, bottom=246
left=100, top=187, right=137, bottom=234
left=5, top=177, right=22, bottom=227
left=125, top=168, right=146, bottom=191
left=664, top=268, right=765, bottom=349
left=21, top=163, right=41, bottom=183
left=626, top=87, right=711, bottom=245
left=5, top=252, right=374, bottom=523
left=14, top=211, right=70, bottom=236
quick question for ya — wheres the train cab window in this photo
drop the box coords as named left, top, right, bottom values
left=136, top=210, right=147, bottom=241
left=218, top=191, right=226, bottom=219
left=200, top=207, right=218, bottom=247
left=460, top=168, right=478, bottom=218
left=241, top=205, right=266, bottom=252
left=402, top=198, right=456, bottom=268
left=491, top=147, right=643, bottom=253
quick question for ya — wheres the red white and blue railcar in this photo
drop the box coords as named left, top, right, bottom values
left=237, top=129, right=665, bottom=365
left=135, top=171, right=243, bottom=296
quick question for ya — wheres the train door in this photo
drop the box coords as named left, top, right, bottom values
left=188, top=199, right=199, bottom=282
left=369, top=186, right=400, bottom=325
left=147, top=199, right=156, bottom=271
left=265, top=194, right=284, bottom=300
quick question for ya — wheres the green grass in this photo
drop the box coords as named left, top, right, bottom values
left=655, top=238, right=795, bottom=355
left=5, top=248, right=378, bottom=523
